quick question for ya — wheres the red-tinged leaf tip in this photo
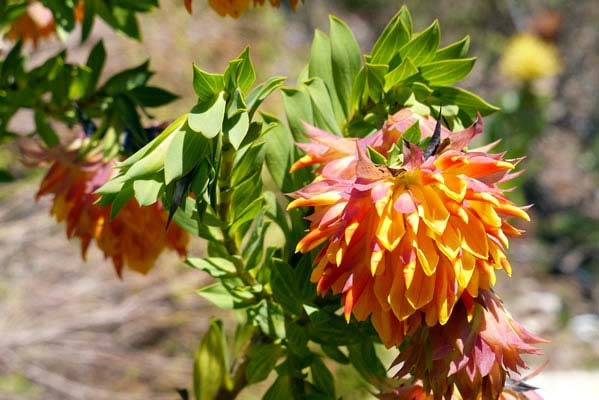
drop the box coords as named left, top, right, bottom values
left=184, top=0, right=192, bottom=13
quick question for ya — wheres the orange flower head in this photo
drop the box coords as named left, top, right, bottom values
left=186, top=0, right=302, bottom=17
left=391, top=290, right=546, bottom=399
left=22, top=139, right=188, bottom=277
left=7, top=1, right=85, bottom=46
left=7, top=2, right=56, bottom=46
left=288, top=109, right=530, bottom=347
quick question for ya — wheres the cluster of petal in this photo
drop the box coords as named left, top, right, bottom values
left=288, top=109, right=530, bottom=347
left=7, top=1, right=84, bottom=46
left=378, top=381, right=542, bottom=400
left=389, top=290, right=546, bottom=400
left=185, top=0, right=301, bottom=18
left=22, top=140, right=188, bottom=277
left=500, top=33, right=561, bottom=81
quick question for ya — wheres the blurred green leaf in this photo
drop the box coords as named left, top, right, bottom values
left=246, top=344, right=283, bottom=384
left=193, top=319, right=231, bottom=400
left=129, top=86, right=178, bottom=107
left=311, top=358, right=335, bottom=398
left=34, top=111, right=59, bottom=147
left=101, top=60, right=152, bottom=95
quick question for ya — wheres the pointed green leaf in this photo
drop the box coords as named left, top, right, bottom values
left=434, top=35, right=470, bottom=61
left=420, top=57, right=476, bottom=86
left=189, top=91, right=226, bottom=138
left=304, top=78, right=342, bottom=136
left=384, top=57, right=418, bottom=92
left=192, top=65, right=224, bottom=101
left=164, top=125, right=209, bottom=184
left=371, top=11, right=410, bottom=64
left=281, top=87, right=313, bottom=139
left=309, top=30, right=345, bottom=125
left=432, top=86, right=499, bottom=116
left=329, top=15, right=362, bottom=117
left=399, top=20, right=440, bottom=66
left=245, top=76, right=286, bottom=118
left=133, top=176, right=163, bottom=206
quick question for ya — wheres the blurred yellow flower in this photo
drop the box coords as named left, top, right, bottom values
left=500, top=33, right=562, bottom=81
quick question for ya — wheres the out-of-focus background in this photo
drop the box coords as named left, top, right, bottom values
left=0, top=0, right=597, bottom=399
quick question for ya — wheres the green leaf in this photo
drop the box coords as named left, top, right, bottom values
left=308, top=30, right=345, bottom=126
left=193, top=319, right=231, bottom=400
left=124, top=128, right=178, bottom=179
left=232, top=142, right=266, bottom=187
left=354, top=62, right=388, bottom=109
left=367, top=146, right=387, bottom=165
left=0, top=170, right=15, bottom=183
left=320, top=345, right=349, bottom=364
left=434, top=35, right=470, bottom=61
left=311, top=358, right=336, bottom=397
left=225, top=96, right=250, bottom=150
left=348, top=342, right=387, bottom=380
left=246, top=344, right=282, bottom=384
left=189, top=91, right=227, bottom=139
left=133, top=176, right=163, bottom=206
left=399, top=20, right=440, bottom=66
left=304, top=78, right=342, bottom=136
left=370, top=11, right=410, bottom=64
left=229, top=197, right=263, bottom=234
left=34, top=111, right=59, bottom=147
left=85, top=40, right=105, bottom=96
left=384, top=57, right=418, bottom=92
left=101, top=60, right=152, bottom=95
left=329, top=15, right=361, bottom=117
left=196, top=283, right=236, bottom=309
left=110, top=181, right=134, bottom=219
left=398, top=5, right=414, bottom=35
left=419, top=58, right=476, bottom=86
left=44, top=0, right=76, bottom=31
left=245, top=76, right=286, bottom=118
left=192, top=65, right=225, bottom=102
left=264, top=375, right=293, bottom=400
left=402, top=120, right=421, bottom=144
left=118, top=114, right=187, bottom=168
left=308, top=311, right=362, bottom=346
left=129, top=86, right=179, bottom=107
left=431, top=86, right=499, bottom=116
left=164, top=125, right=209, bottom=184
left=235, top=47, right=256, bottom=94
left=187, top=257, right=237, bottom=278
left=281, top=87, right=313, bottom=139
left=68, top=65, right=92, bottom=99
left=269, top=258, right=314, bottom=315
left=81, top=0, right=95, bottom=42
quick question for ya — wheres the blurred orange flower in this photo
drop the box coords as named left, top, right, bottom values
left=23, top=140, right=188, bottom=277
left=289, top=110, right=530, bottom=347
left=185, top=0, right=302, bottom=18
left=7, top=1, right=84, bottom=46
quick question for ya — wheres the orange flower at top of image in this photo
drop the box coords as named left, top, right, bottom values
left=185, top=0, right=302, bottom=18
left=7, top=1, right=84, bottom=46
left=288, top=109, right=530, bottom=347
left=21, top=139, right=188, bottom=277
